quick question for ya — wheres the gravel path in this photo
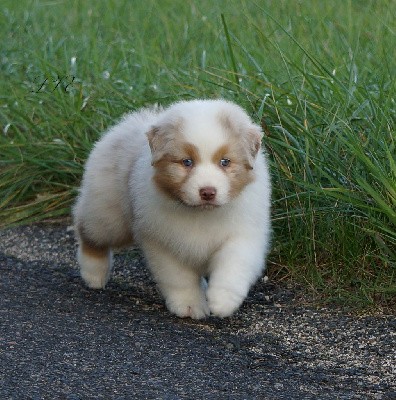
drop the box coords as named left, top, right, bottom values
left=1, top=222, right=395, bottom=399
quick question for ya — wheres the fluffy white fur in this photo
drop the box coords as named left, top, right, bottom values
left=73, top=99, right=271, bottom=319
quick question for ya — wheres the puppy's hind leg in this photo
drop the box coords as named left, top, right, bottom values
left=78, top=239, right=113, bottom=289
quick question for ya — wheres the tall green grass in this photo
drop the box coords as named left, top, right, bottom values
left=0, top=0, right=395, bottom=307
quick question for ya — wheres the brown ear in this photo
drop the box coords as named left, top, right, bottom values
left=146, top=118, right=183, bottom=165
left=245, top=125, right=263, bottom=169
left=146, top=126, right=167, bottom=165
left=146, top=126, right=160, bottom=153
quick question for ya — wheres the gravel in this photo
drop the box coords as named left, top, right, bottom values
left=1, top=222, right=395, bottom=399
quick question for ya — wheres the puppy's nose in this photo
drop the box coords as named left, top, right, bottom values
left=199, top=186, right=216, bottom=201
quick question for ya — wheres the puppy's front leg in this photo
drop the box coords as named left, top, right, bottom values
left=207, top=238, right=266, bottom=318
left=142, top=241, right=210, bottom=319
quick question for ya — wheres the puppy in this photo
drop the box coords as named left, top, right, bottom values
left=73, top=99, right=271, bottom=319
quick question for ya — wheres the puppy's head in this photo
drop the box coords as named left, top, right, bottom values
left=147, top=100, right=262, bottom=209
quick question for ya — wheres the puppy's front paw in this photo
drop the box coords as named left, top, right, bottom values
left=207, top=287, right=244, bottom=318
left=165, top=289, right=210, bottom=320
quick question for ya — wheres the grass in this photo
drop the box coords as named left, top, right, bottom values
left=0, top=0, right=395, bottom=308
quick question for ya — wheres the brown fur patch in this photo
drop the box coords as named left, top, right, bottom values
left=183, top=143, right=201, bottom=164
left=211, top=144, right=231, bottom=165
left=81, top=240, right=109, bottom=259
left=152, top=142, right=200, bottom=201
left=153, top=158, right=187, bottom=201
left=228, top=164, right=254, bottom=198
left=211, top=142, right=255, bottom=199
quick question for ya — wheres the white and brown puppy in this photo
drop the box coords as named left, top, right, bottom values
left=73, top=99, right=271, bottom=319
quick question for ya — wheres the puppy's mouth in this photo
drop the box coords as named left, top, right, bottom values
left=195, top=203, right=221, bottom=210
left=177, top=198, right=222, bottom=210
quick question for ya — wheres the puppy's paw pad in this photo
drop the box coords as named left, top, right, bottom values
left=207, top=287, right=244, bottom=318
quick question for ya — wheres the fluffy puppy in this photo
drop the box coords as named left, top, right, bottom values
left=73, top=99, right=271, bottom=319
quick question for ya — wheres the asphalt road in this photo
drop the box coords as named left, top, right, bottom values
left=1, top=222, right=395, bottom=400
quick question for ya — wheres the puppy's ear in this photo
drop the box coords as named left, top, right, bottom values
left=146, top=126, right=160, bottom=153
left=146, top=118, right=182, bottom=165
left=146, top=126, right=166, bottom=165
left=245, top=125, right=263, bottom=169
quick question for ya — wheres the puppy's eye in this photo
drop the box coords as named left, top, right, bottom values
left=220, top=158, right=231, bottom=167
left=182, top=159, right=193, bottom=167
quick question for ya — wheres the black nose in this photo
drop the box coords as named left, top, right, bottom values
left=199, top=187, right=216, bottom=201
